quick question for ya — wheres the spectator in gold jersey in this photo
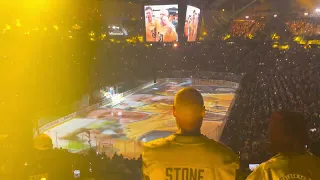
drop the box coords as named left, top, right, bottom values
left=142, top=88, right=239, bottom=180
left=247, top=111, right=320, bottom=180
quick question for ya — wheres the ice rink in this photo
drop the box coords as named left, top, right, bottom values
left=44, top=79, right=238, bottom=158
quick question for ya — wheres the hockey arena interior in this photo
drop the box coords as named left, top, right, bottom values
left=1, top=0, right=320, bottom=179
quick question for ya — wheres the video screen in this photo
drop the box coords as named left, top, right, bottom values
left=108, top=25, right=128, bottom=36
left=144, top=4, right=178, bottom=42
left=185, top=5, right=200, bottom=42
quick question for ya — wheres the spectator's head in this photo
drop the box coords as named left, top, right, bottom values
left=268, top=111, right=308, bottom=153
left=160, top=9, right=169, bottom=21
left=145, top=6, right=153, bottom=22
left=173, top=88, right=205, bottom=134
left=34, top=134, right=53, bottom=151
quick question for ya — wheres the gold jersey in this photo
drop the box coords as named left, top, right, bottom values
left=184, top=23, right=189, bottom=37
left=156, top=23, right=177, bottom=42
left=247, top=152, right=320, bottom=180
left=146, top=20, right=159, bottom=42
left=188, top=22, right=197, bottom=42
left=142, top=134, right=240, bottom=180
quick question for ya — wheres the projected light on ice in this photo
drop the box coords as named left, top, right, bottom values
left=42, top=79, right=239, bottom=159
left=112, top=94, right=123, bottom=103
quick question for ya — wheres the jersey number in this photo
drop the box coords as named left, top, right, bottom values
left=158, top=33, right=164, bottom=42
left=151, top=28, right=156, bottom=38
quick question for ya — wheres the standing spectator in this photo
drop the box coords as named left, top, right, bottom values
left=247, top=111, right=320, bottom=180
left=142, top=88, right=239, bottom=180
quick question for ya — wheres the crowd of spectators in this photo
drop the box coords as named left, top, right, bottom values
left=92, top=41, right=320, bottom=177
left=2, top=41, right=317, bottom=179
left=227, top=20, right=266, bottom=39
left=223, top=19, right=320, bottom=40
left=1, top=146, right=142, bottom=179
left=2, top=29, right=320, bottom=179
left=219, top=43, right=320, bottom=165
left=286, top=20, right=320, bottom=36
left=229, top=21, right=255, bottom=37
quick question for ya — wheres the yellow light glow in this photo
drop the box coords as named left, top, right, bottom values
left=89, top=31, right=95, bottom=37
left=16, top=19, right=22, bottom=27
left=300, top=40, right=306, bottom=44
left=293, top=36, right=302, bottom=42
left=100, top=33, right=106, bottom=40
left=72, top=24, right=81, bottom=30
left=308, top=40, right=320, bottom=45
left=90, top=37, right=95, bottom=41
left=223, top=34, right=230, bottom=40
left=271, top=33, right=280, bottom=40
left=137, top=36, right=143, bottom=42
left=279, top=45, right=289, bottom=50
left=202, top=32, right=207, bottom=36
left=53, top=25, right=59, bottom=30
left=5, top=24, right=11, bottom=30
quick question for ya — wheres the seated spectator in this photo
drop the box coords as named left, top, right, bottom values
left=247, top=111, right=320, bottom=180
left=142, top=87, right=240, bottom=180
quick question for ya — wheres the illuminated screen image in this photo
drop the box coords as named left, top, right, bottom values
left=185, top=5, right=200, bottom=42
left=144, top=4, right=178, bottom=42
left=108, top=25, right=128, bottom=36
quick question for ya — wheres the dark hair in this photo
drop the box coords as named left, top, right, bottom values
left=145, top=6, right=152, bottom=11
left=268, top=111, right=308, bottom=153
